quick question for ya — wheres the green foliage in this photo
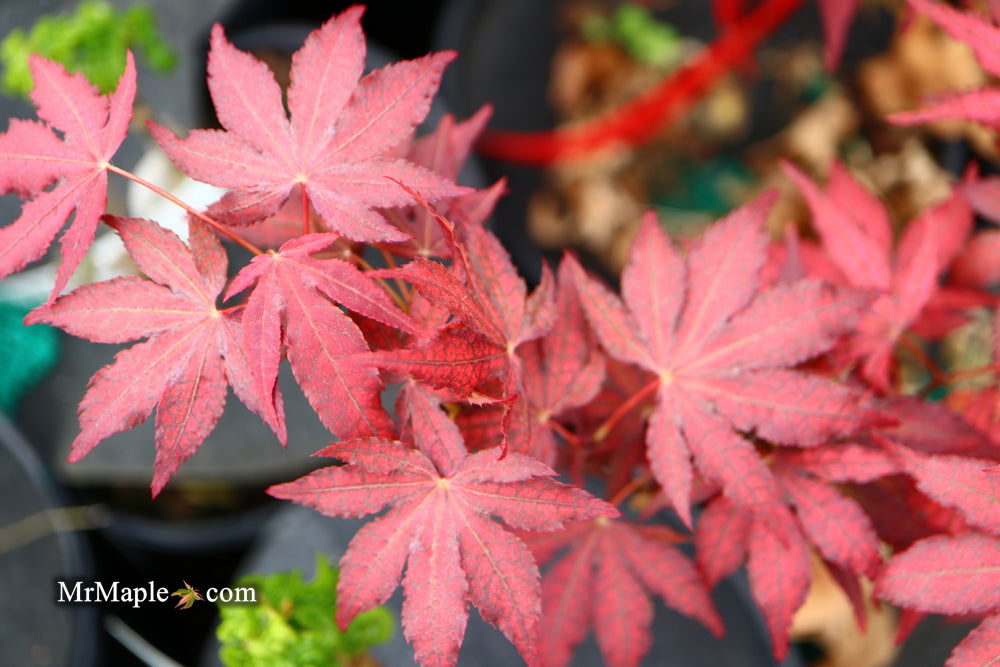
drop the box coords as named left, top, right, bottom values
left=1, top=1, right=176, bottom=98
left=217, top=555, right=394, bottom=667
left=581, top=4, right=682, bottom=68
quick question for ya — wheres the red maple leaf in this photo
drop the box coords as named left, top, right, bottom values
left=268, top=387, right=616, bottom=666
left=889, top=0, right=1000, bottom=128
left=26, top=217, right=279, bottom=495
left=567, top=201, right=873, bottom=528
left=451, top=260, right=605, bottom=465
left=150, top=7, right=467, bottom=241
left=0, top=53, right=135, bottom=300
left=366, top=198, right=556, bottom=429
left=876, top=533, right=1000, bottom=615
left=693, top=443, right=884, bottom=658
left=224, top=232, right=416, bottom=440
left=381, top=105, right=506, bottom=258
left=876, top=533, right=1000, bottom=667
left=875, top=434, right=1000, bottom=535
left=784, top=161, right=973, bottom=391
left=525, top=517, right=722, bottom=667
left=694, top=496, right=813, bottom=660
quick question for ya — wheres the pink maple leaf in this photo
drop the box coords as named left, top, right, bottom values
left=525, top=517, right=722, bottom=667
left=27, top=217, right=279, bottom=495
left=567, top=201, right=874, bottom=529
left=150, top=7, right=467, bottom=241
left=0, top=53, right=135, bottom=300
left=224, top=232, right=416, bottom=440
left=268, top=387, right=616, bottom=666
left=784, top=160, right=973, bottom=391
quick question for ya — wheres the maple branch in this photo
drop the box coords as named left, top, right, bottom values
left=898, top=333, right=945, bottom=386
left=376, top=244, right=412, bottom=302
left=106, top=164, right=264, bottom=256
left=593, top=379, right=660, bottom=443
left=301, top=186, right=311, bottom=236
left=608, top=471, right=653, bottom=508
left=933, top=363, right=999, bottom=390
left=350, top=250, right=409, bottom=311
left=549, top=418, right=582, bottom=448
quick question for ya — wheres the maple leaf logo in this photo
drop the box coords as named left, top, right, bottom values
left=0, top=52, right=135, bottom=300
left=172, top=581, right=202, bottom=610
left=269, top=382, right=617, bottom=666
left=150, top=6, right=468, bottom=241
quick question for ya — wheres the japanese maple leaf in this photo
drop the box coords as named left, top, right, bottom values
left=889, top=0, right=1000, bottom=128
left=693, top=440, right=884, bottom=657
left=224, top=232, right=416, bottom=440
left=150, top=7, right=467, bottom=241
left=783, top=161, right=973, bottom=391
left=694, top=497, right=812, bottom=661
left=0, top=52, right=135, bottom=300
left=369, top=205, right=556, bottom=404
left=382, top=105, right=506, bottom=258
left=876, top=533, right=1000, bottom=667
left=171, top=581, right=202, bottom=610
left=451, top=260, right=605, bottom=465
left=874, top=434, right=1000, bottom=535
left=524, top=517, right=722, bottom=667
left=567, top=201, right=873, bottom=529
left=268, top=389, right=616, bottom=666
left=26, top=217, right=280, bottom=495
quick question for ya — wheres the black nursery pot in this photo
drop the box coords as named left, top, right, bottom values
left=0, top=415, right=99, bottom=667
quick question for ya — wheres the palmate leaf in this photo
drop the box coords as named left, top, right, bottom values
left=269, top=387, right=616, bottom=667
left=150, top=6, right=467, bottom=241
left=0, top=52, right=135, bottom=300
left=877, top=534, right=1000, bottom=667
left=876, top=533, right=1000, bottom=615
left=451, top=260, right=605, bottom=465
left=567, top=200, right=875, bottom=530
left=27, top=217, right=280, bottom=495
left=224, top=232, right=416, bottom=440
left=366, top=195, right=557, bottom=447
left=694, top=452, right=882, bottom=660
left=694, top=497, right=812, bottom=660
left=784, top=161, right=973, bottom=391
left=525, top=517, right=722, bottom=667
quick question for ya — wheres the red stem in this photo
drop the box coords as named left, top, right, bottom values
left=475, top=0, right=805, bottom=165
left=899, top=333, right=944, bottom=386
left=548, top=418, right=582, bottom=448
left=593, top=378, right=660, bottom=443
left=106, top=164, right=263, bottom=256
left=301, top=187, right=310, bottom=236
left=609, top=471, right=652, bottom=507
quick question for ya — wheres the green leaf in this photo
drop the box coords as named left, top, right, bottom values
left=0, top=0, right=176, bottom=98
left=217, top=555, right=394, bottom=667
